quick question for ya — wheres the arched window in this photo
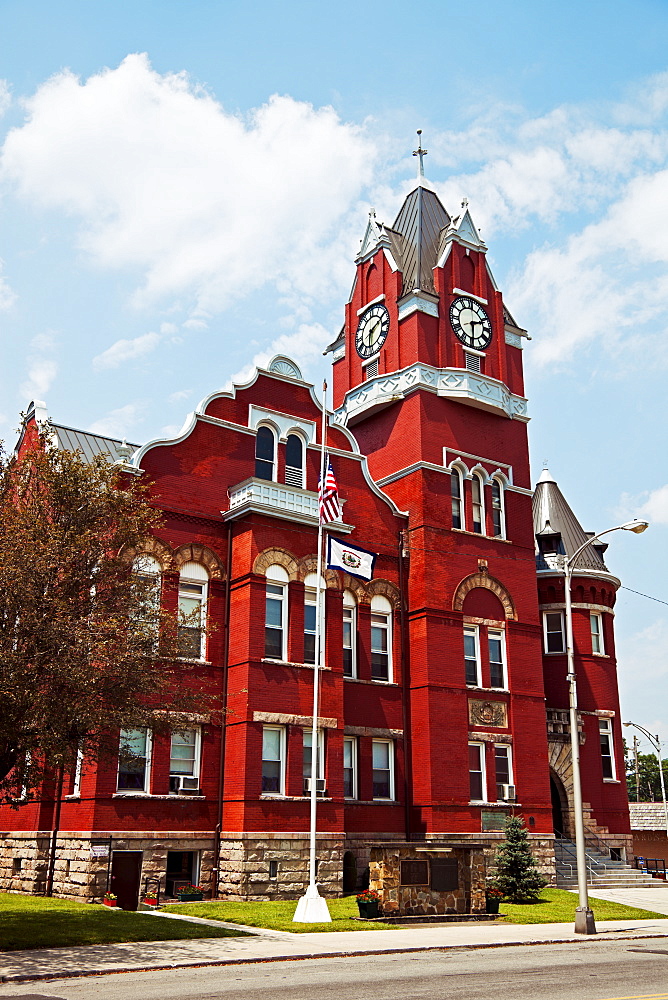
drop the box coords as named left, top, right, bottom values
left=255, top=425, right=276, bottom=481
left=472, top=473, right=484, bottom=535
left=451, top=467, right=464, bottom=530
left=370, top=594, right=392, bottom=682
left=343, top=590, right=357, bottom=678
left=265, top=564, right=289, bottom=660
left=178, top=561, right=208, bottom=659
left=285, top=433, right=305, bottom=488
left=303, top=572, right=325, bottom=665
left=491, top=478, right=505, bottom=538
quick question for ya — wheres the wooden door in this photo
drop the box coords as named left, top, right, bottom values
left=110, top=851, right=143, bottom=910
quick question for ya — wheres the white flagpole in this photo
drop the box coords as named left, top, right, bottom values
left=293, top=380, right=331, bottom=923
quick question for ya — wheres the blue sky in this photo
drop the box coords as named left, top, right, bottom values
left=2, top=0, right=668, bottom=750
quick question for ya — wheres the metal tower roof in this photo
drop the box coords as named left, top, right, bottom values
left=532, top=469, right=609, bottom=574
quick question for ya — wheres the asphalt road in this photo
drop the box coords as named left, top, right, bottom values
left=1, top=941, right=668, bottom=1000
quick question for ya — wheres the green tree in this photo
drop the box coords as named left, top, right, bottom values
left=625, top=743, right=668, bottom=802
left=0, top=429, right=207, bottom=802
left=491, top=816, right=547, bottom=902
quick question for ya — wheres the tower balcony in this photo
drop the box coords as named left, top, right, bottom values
left=223, top=477, right=353, bottom=532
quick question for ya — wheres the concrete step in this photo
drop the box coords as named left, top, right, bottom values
left=557, top=878, right=659, bottom=889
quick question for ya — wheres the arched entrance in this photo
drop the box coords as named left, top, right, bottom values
left=550, top=771, right=568, bottom=838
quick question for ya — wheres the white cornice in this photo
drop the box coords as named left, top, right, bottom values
left=376, top=459, right=531, bottom=493
left=536, top=568, right=622, bottom=589
left=333, top=362, right=529, bottom=427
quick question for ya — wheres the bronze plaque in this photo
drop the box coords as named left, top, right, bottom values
left=400, top=859, right=429, bottom=886
left=430, top=859, right=458, bottom=892
left=481, top=809, right=510, bottom=831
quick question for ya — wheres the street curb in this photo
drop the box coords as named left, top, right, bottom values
left=3, top=932, right=668, bottom=984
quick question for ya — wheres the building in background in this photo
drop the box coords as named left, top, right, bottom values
left=0, top=163, right=633, bottom=909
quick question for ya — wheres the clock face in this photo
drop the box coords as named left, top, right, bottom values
left=449, top=296, right=493, bottom=350
left=355, top=303, right=390, bottom=359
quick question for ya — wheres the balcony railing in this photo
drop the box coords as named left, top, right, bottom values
left=224, top=477, right=352, bottom=532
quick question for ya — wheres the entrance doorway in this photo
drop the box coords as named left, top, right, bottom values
left=110, top=851, right=143, bottom=910
left=550, top=773, right=567, bottom=837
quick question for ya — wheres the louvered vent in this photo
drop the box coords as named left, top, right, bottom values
left=365, top=358, right=379, bottom=379
left=465, top=352, right=482, bottom=373
left=285, top=466, right=303, bottom=488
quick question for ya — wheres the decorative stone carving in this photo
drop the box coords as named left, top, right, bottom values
left=469, top=700, right=507, bottom=728
left=453, top=570, right=516, bottom=620
left=174, top=543, right=225, bottom=580
left=121, top=536, right=175, bottom=572
left=253, top=547, right=299, bottom=580
left=365, top=578, right=401, bottom=609
left=296, top=555, right=339, bottom=589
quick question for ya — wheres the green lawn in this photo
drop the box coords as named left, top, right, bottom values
left=163, top=895, right=397, bottom=932
left=0, top=892, right=249, bottom=951
left=499, top=887, right=667, bottom=924
left=168, top=889, right=667, bottom=932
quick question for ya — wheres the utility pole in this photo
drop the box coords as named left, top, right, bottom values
left=634, top=735, right=640, bottom=802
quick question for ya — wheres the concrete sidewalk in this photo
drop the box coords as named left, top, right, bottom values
left=3, top=912, right=668, bottom=984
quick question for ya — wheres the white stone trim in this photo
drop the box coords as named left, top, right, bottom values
left=452, top=288, right=488, bottom=305
left=224, top=478, right=353, bottom=533
left=398, top=292, right=439, bottom=320
left=249, top=405, right=316, bottom=444
left=356, top=293, right=386, bottom=316
left=376, top=459, right=530, bottom=495
left=253, top=711, right=338, bottom=729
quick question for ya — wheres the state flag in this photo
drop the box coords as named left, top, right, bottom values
left=327, top=536, right=376, bottom=581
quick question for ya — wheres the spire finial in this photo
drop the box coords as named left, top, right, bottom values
left=412, top=129, right=428, bottom=179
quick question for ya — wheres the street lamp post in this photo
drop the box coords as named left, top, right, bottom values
left=622, top=722, right=668, bottom=840
left=561, top=519, right=648, bottom=935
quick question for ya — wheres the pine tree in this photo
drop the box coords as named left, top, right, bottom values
left=491, top=816, right=547, bottom=902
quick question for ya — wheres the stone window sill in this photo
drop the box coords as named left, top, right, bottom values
left=345, top=799, right=397, bottom=805
left=344, top=676, right=398, bottom=687
left=452, top=528, right=511, bottom=544
left=112, top=793, right=206, bottom=800
left=470, top=800, right=520, bottom=807
left=466, top=685, right=509, bottom=694
left=259, top=793, right=332, bottom=801
left=603, top=778, right=620, bottom=784
left=261, top=658, right=331, bottom=671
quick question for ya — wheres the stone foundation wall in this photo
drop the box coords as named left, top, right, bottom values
left=0, top=834, right=51, bottom=896
left=217, top=835, right=344, bottom=900
left=369, top=844, right=486, bottom=916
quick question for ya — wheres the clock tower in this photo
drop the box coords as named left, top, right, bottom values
left=327, top=138, right=552, bottom=839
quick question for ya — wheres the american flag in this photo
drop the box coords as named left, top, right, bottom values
left=319, top=459, right=341, bottom=525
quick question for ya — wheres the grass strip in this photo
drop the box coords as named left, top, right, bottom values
left=499, top=887, right=668, bottom=924
left=0, top=892, right=248, bottom=951
left=163, top=896, right=397, bottom=932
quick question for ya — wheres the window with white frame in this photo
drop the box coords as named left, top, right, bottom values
left=599, top=718, right=616, bottom=779
left=488, top=629, right=506, bottom=689
left=543, top=611, right=565, bottom=653
left=370, top=595, right=392, bottom=682
left=464, top=625, right=481, bottom=686
left=468, top=743, right=486, bottom=801
left=343, top=590, right=357, bottom=678
left=372, top=739, right=394, bottom=799
left=303, top=728, right=324, bottom=790
left=494, top=744, right=513, bottom=800
left=169, top=729, right=201, bottom=793
left=590, top=612, right=604, bottom=655
left=72, top=747, right=84, bottom=797
left=303, top=573, right=325, bottom=666
left=265, top=565, right=288, bottom=659
left=261, top=726, right=285, bottom=794
left=132, top=555, right=162, bottom=651
left=285, top=433, right=305, bottom=488
left=451, top=467, right=464, bottom=530
left=117, top=729, right=151, bottom=792
left=343, top=737, right=357, bottom=798
left=178, top=562, right=208, bottom=659
left=255, top=425, right=276, bottom=481
left=472, top=473, right=484, bottom=534
left=491, top=478, right=505, bottom=538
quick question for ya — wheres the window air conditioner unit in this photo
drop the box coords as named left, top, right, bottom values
left=501, top=784, right=516, bottom=801
left=170, top=775, right=200, bottom=794
left=304, top=778, right=326, bottom=794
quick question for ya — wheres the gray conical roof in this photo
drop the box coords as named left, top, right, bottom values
left=385, top=186, right=451, bottom=296
left=532, top=469, right=609, bottom=574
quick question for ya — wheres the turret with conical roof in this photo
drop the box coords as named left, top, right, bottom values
left=533, top=468, right=613, bottom=578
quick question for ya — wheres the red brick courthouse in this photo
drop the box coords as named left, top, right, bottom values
left=0, top=168, right=633, bottom=909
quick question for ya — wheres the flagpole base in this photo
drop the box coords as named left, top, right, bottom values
left=293, top=883, right=332, bottom=923
left=574, top=907, right=596, bottom=934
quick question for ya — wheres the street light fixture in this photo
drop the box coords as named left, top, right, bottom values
left=562, top=519, right=648, bottom=935
left=622, top=722, right=668, bottom=840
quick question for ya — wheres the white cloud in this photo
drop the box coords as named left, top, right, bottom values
left=89, top=403, right=144, bottom=438
left=20, top=333, right=58, bottom=401
left=1, top=54, right=375, bottom=322
left=168, top=389, right=191, bottom=403
left=92, top=331, right=161, bottom=371
left=226, top=322, right=331, bottom=389
left=0, top=81, right=10, bottom=117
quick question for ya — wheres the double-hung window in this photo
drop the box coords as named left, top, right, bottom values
left=255, top=425, right=276, bottom=481
left=303, top=573, right=325, bottom=666
left=591, top=613, right=604, bottom=654
left=343, top=591, right=357, bottom=678
left=371, top=595, right=392, bottom=682
left=488, top=630, right=506, bottom=689
left=169, top=729, right=201, bottom=793
left=343, top=737, right=357, bottom=798
left=117, top=729, right=151, bottom=793
left=451, top=468, right=464, bottom=529
left=132, top=555, right=161, bottom=652
left=303, top=728, right=324, bottom=791
left=372, top=740, right=394, bottom=799
left=491, top=479, right=505, bottom=538
left=599, top=718, right=615, bottom=779
left=472, top=473, right=484, bottom=534
left=262, top=726, right=285, bottom=794
left=265, top=565, right=288, bottom=659
left=178, top=562, right=208, bottom=659
left=464, top=625, right=481, bottom=686
left=543, top=611, right=565, bottom=653
left=468, top=742, right=485, bottom=802
left=494, top=744, right=513, bottom=800
left=285, top=433, right=304, bottom=488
